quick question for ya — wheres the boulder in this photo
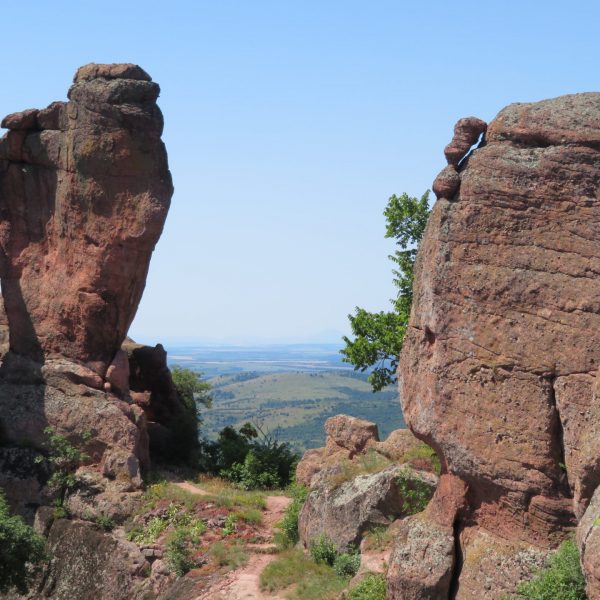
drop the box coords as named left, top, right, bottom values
left=36, top=519, right=151, bottom=600
left=324, top=414, right=379, bottom=456
left=443, top=116, right=487, bottom=165
left=299, top=465, right=437, bottom=551
left=295, top=414, right=427, bottom=487
left=386, top=514, right=455, bottom=600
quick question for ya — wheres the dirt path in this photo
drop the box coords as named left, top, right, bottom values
left=174, top=482, right=291, bottom=599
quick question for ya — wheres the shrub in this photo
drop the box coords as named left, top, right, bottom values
left=222, top=513, right=238, bottom=536
left=0, top=491, right=47, bottom=594
left=504, top=540, right=587, bottom=600
left=310, top=534, right=338, bottom=566
left=396, top=468, right=432, bottom=515
left=333, top=551, right=361, bottom=577
left=35, top=427, right=91, bottom=500
left=203, top=423, right=299, bottom=490
left=165, top=527, right=196, bottom=576
left=276, top=484, right=309, bottom=548
left=168, top=367, right=212, bottom=466
left=347, top=573, right=387, bottom=599
left=94, top=514, right=115, bottom=531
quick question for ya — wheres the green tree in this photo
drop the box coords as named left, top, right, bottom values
left=341, top=191, right=431, bottom=391
left=171, top=366, right=213, bottom=412
left=0, top=491, right=46, bottom=594
left=169, top=367, right=213, bottom=465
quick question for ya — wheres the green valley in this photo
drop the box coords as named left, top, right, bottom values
left=200, top=370, right=404, bottom=452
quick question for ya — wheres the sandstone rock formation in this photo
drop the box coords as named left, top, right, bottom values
left=0, top=65, right=176, bottom=600
left=392, top=93, right=600, bottom=598
left=0, top=62, right=172, bottom=373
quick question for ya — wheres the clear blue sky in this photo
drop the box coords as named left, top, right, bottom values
left=2, top=1, right=598, bottom=344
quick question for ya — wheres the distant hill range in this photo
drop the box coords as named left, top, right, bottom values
left=167, top=344, right=405, bottom=452
left=202, top=370, right=404, bottom=452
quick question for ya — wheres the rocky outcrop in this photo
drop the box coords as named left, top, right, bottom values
left=396, top=93, right=600, bottom=597
left=0, top=64, right=174, bottom=598
left=577, top=486, right=600, bottom=598
left=299, top=464, right=437, bottom=551
left=295, top=414, right=428, bottom=487
left=0, top=62, right=172, bottom=373
left=30, top=519, right=151, bottom=600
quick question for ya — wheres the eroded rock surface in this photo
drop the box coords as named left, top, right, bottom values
left=577, top=485, right=600, bottom=598
left=398, top=93, right=600, bottom=596
left=0, top=62, right=172, bottom=373
left=299, top=464, right=437, bottom=551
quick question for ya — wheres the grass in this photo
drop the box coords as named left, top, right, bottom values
left=260, top=549, right=348, bottom=599
left=196, top=475, right=268, bottom=510
left=325, top=450, right=392, bottom=488
left=209, top=540, right=248, bottom=569
left=347, top=573, right=387, bottom=599
left=233, top=507, right=263, bottom=525
left=400, top=442, right=441, bottom=475
left=275, top=484, right=309, bottom=549
left=140, top=481, right=201, bottom=512
left=501, top=540, right=587, bottom=600
left=362, top=525, right=394, bottom=552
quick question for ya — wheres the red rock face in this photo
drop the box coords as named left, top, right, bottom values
left=395, top=93, right=600, bottom=597
left=0, top=63, right=173, bottom=373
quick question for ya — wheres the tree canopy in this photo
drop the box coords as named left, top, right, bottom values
left=341, top=191, right=431, bottom=391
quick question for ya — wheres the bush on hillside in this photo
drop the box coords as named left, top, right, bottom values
left=202, top=423, right=299, bottom=490
left=0, top=491, right=46, bottom=594
left=276, top=483, right=309, bottom=548
left=347, top=573, right=387, bottom=599
left=503, top=540, right=587, bottom=600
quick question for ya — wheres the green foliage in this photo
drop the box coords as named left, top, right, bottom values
left=171, top=366, right=213, bottom=411
left=275, top=483, right=309, bottom=548
left=396, top=468, right=433, bottom=515
left=347, top=573, right=387, bottom=599
left=128, top=501, right=198, bottom=545
left=35, top=427, right=91, bottom=499
left=309, top=534, right=338, bottom=566
left=503, top=540, right=587, bottom=600
left=94, top=514, right=115, bottom=531
left=342, top=191, right=431, bottom=391
left=165, top=527, right=196, bottom=576
left=333, top=550, right=361, bottom=577
left=401, top=442, right=441, bottom=475
left=206, top=423, right=299, bottom=490
left=169, top=367, right=213, bottom=466
left=222, top=513, right=238, bottom=536
left=259, top=549, right=348, bottom=599
left=0, top=491, right=47, bottom=594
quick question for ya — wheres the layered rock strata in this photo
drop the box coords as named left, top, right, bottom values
left=0, top=62, right=172, bottom=373
left=0, top=64, right=173, bottom=515
left=392, top=93, right=600, bottom=598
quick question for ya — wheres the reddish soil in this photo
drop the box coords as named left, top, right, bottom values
left=175, top=482, right=291, bottom=599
